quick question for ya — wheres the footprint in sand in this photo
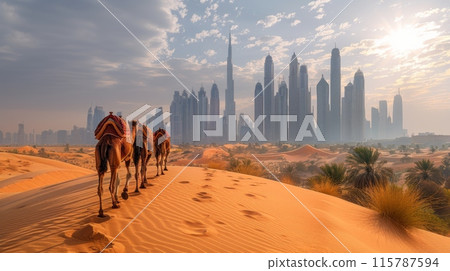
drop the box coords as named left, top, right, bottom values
left=224, top=186, right=235, bottom=190
left=241, top=210, right=273, bottom=221
left=201, top=184, right=212, bottom=189
left=204, top=178, right=212, bottom=181
left=179, top=180, right=190, bottom=184
left=245, top=193, right=266, bottom=199
left=180, top=220, right=217, bottom=236
left=232, top=179, right=240, bottom=182
left=192, top=191, right=214, bottom=202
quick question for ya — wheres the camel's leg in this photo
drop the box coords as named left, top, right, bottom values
left=143, top=152, right=150, bottom=185
left=160, top=146, right=166, bottom=175
left=98, top=172, right=105, bottom=217
left=163, top=147, right=169, bottom=171
left=121, top=159, right=131, bottom=200
left=155, top=153, right=160, bottom=176
left=134, top=153, right=141, bottom=192
left=110, top=167, right=120, bottom=209
left=115, top=173, right=121, bottom=203
left=140, top=151, right=146, bottom=189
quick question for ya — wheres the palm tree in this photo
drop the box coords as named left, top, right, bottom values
left=405, top=159, right=443, bottom=186
left=318, top=163, right=346, bottom=185
left=346, top=146, right=394, bottom=189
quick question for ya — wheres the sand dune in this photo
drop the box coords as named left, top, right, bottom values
left=1, top=154, right=449, bottom=253
left=0, top=153, right=93, bottom=193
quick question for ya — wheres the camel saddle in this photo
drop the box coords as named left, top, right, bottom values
left=95, top=112, right=129, bottom=140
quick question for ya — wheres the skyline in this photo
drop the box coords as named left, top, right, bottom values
left=0, top=0, right=449, bottom=135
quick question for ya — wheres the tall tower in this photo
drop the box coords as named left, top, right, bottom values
left=299, top=64, right=310, bottom=122
left=198, top=86, right=209, bottom=142
left=352, top=69, right=365, bottom=141
left=330, top=47, right=341, bottom=142
left=86, top=107, right=93, bottom=133
left=378, top=100, right=388, bottom=139
left=316, top=75, right=330, bottom=140
left=371, top=107, right=379, bottom=139
left=288, top=53, right=299, bottom=141
left=210, top=83, right=220, bottom=116
left=393, top=90, right=403, bottom=137
left=225, top=32, right=236, bottom=117
left=93, top=106, right=105, bottom=129
left=264, top=54, right=274, bottom=141
left=342, top=82, right=353, bottom=142
left=254, top=82, right=264, bottom=139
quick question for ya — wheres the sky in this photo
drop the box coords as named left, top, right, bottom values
left=0, top=0, right=449, bottom=135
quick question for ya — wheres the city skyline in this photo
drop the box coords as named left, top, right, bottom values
left=0, top=0, right=449, bottom=135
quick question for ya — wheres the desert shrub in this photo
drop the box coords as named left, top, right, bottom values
left=419, top=208, right=449, bottom=235
left=227, top=158, right=263, bottom=177
left=342, top=186, right=369, bottom=205
left=310, top=177, right=341, bottom=197
left=366, top=184, right=428, bottom=230
left=207, top=161, right=227, bottom=170
left=415, top=181, right=449, bottom=217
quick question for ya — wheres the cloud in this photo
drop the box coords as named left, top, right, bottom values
left=308, top=0, right=330, bottom=19
left=415, top=8, right=448, bottom=18
left=257, top=12, right=296, bottom=28
left=291, top=19, right=301, bottom=26
left=204, top=49, right=217, bottom=57
left=186, top=28, right=225, bottom=44
left=191, top=13, right=201, bottom=23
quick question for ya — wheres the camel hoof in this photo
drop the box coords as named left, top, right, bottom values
left=134, top=189, right=140, bottom=193
left=164, top=168, right=168, bottom=171
left=112, top=204, right=120, bottom=209
left=140, top=184, right=146, bottom=189
left=98, top=210, right=105, bottom=217
left=161, top=172, right=165, bottom=175
left=156, top=174, right=159, bottom=177
left=121, top=192, right=129, bottom=200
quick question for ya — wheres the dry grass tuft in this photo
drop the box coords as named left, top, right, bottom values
left=311, top=179, right=341, bottom=197
left=366, top=184, right=428, bottom=230
left=207, top=161, right=227, bottom=170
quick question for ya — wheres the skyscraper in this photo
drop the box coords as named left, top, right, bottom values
left=224, top=32, right=235, bottom=117
left=352, top=69, right=365, bottom=141
left=254, top=82, right=263, bottom=137
left=170, top=91, right=183, bottom=144
left=288, top=53, right=299, bottom=141
left=17, top=123, right=25, bottom=146
left=86, top=107, right=93, bottom=133
left=330, top=47, right=341, bottom=142
left=299, top=64, right=311, bottom=123
left=93, top=106, right=105, bottom=130
left=210, top=83, right=220, bottom=116
left=264, top=54, right=274, bottom=140
left=393, top=90, right=403, bottom=138
left=277, top=80, right=288, bottom=116
left=371, top=107, right=379, bottom=139
left=379, top=100, right=388, bottom=139
left=342, top=82, right=353, bottom=142
left=198, top=86, right=209, bottom=141
left=316, top=75, right=330, bottom=140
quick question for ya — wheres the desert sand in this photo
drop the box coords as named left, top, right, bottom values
left=0, top=151, right=449, bottom=253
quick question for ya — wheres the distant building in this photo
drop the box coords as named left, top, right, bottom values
left=274, top=80, right=288, bottom=141
left=93, top=106, right=105, bottom=130
left=299, top=64, right=311, bottom=124
left=316, top=75, right=330, bottom=141
left=264, top=54, right=274, bottom=141
left=342, top=82, right=353, bottom=142
left=289, top=53, right=300, bottom=141
left=86, top=107, right=93, bottom=133
left=379, top=100, right=388, bottom=139
left=330, top=47, right=341, bottom=142
left=393, top=90, right=404, bottom=137
left=198, top=86, right=209, bottom=141
left=57, top=130, right=68, bottom=145
left=254, top=82, right=263, bottom=140
left=0, top=130, right=3, bottom=145
left=352, top=69, right=365, bottom=141
left=170, top=91, right=183, bottom=144
left=371, top=107, right=379, bottom=139
left=17, top=123, right=25, bottom=146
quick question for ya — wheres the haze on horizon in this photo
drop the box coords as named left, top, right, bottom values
left=0, top=0, right=449, bottom=135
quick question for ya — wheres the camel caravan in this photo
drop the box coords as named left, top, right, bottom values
left=94, top=112, right=170, bottom=217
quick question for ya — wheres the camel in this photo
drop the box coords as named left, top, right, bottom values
left=153, top=128, right=170, bottom=176
left=95, top=119, right=136, bottom=217
left=121, top=123, right=152, bottom=200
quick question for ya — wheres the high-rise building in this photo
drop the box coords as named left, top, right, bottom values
left=316, top=75, right=330, bottom=140
left=86, top=107, right=93, bottom=133
left=93, top=106, right=105, bottom=129
left=170, top=91, right=183, bottom=144
left=342, top=82, right=353, bottom=142
left=299, top=64, right=311, bottom=123
left=379, top=100, right=388, bottom=139
left=352, top=69, right=365, bottom=141
left=17, top=123, right=25, bottom=146
left=198, top=86, right=209, bottom=141
left=273, top=80, right=288, bottom=142
left=371, top=107, right=379, bottom=139
left=254, top=82, right=263, bottom=137
left=330, top=47, right=341, bottom=142
left=0, top=130, right=3, bottom=145
left=224, top=32, right=235, bottom=117
left=393, top=90, right=403, bottom=138
left=288, top=53, right=299, bottom=141
left=264, top=54, right=274, bottom=140
left=209, top=83, right=220, bottom=136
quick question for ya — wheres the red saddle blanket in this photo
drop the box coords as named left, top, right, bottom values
left=95, top=114, right=129, bottom=140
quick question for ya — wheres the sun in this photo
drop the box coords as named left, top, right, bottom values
left=385, top=25, right=424, bottom=57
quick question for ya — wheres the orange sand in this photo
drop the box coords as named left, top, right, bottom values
left=0, top=152, right=449, bottom=253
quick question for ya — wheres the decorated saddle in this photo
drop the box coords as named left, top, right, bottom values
left=94, top=112, right=129, bottom=140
